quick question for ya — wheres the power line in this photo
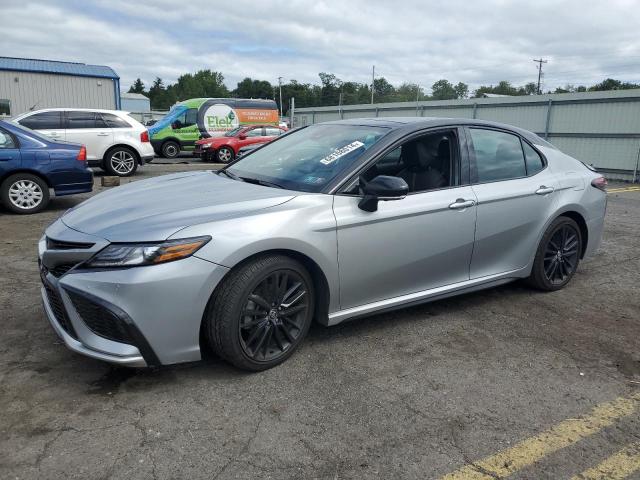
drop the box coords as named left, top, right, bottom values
left=533, top=58, right=548, bottom=94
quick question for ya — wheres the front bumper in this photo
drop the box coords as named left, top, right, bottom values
left=39, top=229, right=230, bottom=367
left=193, top=144, right=212, bottom=159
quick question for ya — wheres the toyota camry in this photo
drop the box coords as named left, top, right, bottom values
left=38, top=118, right=607, bottom=370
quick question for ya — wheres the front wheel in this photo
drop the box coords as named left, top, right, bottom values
left=1, top=173, right=50, bottom=214
left=216, top=146, right=234, bottom=163
left=527, top=216, right=582, bottom=291
left=205, top=255, right=315, bottom=371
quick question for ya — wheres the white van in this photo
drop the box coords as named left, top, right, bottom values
left=12, top=108, right=154, bottom=176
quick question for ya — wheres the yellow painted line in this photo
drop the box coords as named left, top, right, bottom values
left=440, top=393, right=640, bottom=480
left=608, top=187, right=640, bottom=193
left=570, top=442, right=640, bottom=480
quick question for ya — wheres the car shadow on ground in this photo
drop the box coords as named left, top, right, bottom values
left=73, top=280, right=533, bottom=394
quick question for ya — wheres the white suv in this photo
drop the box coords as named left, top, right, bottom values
left=12, top=108, right=154, bottom=176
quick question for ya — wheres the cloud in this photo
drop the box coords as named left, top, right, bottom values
left=2, top=0, right=640, bottom=94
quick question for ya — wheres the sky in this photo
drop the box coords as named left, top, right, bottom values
left=2, top=0, right=640, bottom=94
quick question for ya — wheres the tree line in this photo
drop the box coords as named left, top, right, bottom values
left=127, top=71, right=640, bottom=112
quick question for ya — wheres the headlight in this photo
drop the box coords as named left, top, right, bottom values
left=85, top=236, right=211, bottom=268
left=200, top=144, right=210, bottom=149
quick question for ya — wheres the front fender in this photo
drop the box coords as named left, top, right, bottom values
left=177, top=195, right=341, bottom=313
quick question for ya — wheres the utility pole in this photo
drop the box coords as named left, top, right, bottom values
left=371, top=65, right=375, bottom=104
left=277, top=76, right=283, bottom=117
left=533, top=58, right=548, bottom=94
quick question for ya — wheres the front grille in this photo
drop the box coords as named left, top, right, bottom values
left=49, top=263, right=77, bottom=277
left=42, top=281, right=78, bottom=339
left=67, top=291, right=134, bottom=345
left=46, top=237, right=94, bottom=250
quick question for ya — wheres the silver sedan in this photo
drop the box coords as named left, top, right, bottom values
left=38, top=118, right=607, bottom=370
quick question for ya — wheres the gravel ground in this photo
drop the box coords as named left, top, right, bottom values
left=1, top=165, right=639, bottom=480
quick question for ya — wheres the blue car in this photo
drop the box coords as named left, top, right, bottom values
left=0, top=120, right=93, bottom=214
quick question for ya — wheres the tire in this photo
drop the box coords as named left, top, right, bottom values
left=205, top=254, right=315, bottom=371
left=527, top=216, right=582, bottom=291
left=216, top=146, right=235, bottom=164
left=1, top=173, right=50, bottom=214
left=104, top=147, right=138, bottom=177
left=161, top=140, right=180, bottom=159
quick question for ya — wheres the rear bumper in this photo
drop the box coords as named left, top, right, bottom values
left=584, top=212, right=606, bottom=258
left=53, top=169, right=93, bottom=196
left=139, top=142, right=154, bottom=163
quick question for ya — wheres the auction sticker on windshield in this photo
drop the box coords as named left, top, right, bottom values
left=319, top=141, right=365, bottom=165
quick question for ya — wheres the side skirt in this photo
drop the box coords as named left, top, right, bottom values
left=326, top=269, right=527, bottom=326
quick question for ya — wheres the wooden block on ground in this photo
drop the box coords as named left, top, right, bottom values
left=101, top=176, right=120, bottom=187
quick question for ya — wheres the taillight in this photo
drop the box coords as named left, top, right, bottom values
left=77, top=146, right=87, bottom=162
left=591, top=176, right=607, bottom=192
left=140, top=130, right=150, bottom=142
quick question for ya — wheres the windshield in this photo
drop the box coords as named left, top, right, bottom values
left=225, top=126, right=244, bottom=137
left=227, top=124, right=389, bottom=192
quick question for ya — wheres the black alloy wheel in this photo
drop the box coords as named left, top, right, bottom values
left=206, top=254, right=315, bottom=371
left=527, top=216, right=582, bottom=291
left=543, top=224, right=580, bottom=285
left=239, top=270, right=309, bottom=362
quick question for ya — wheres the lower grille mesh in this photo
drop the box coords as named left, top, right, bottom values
left=67, top=292, right=134, bottom=345
left=50, top=263, right=76, bottom=277
left=43, top=283, right=78, bottom=339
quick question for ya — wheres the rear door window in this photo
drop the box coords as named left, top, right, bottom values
left=66, top=111, right=98, bottom=129
left=265, top=127, right=282, bottom=136
left=0, top=129, right=16, bottom=148
left=469, top=128, right=526, bottom=182
left=18, top=111, right=63, bottom=130
left=246, top=127, right=264, bottom=137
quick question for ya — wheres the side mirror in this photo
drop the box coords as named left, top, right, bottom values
left=238, top=134, right=247, bottom=140
left=358, top=175, right=409, bottom=212
left=171, top=121, right=180, bottom=129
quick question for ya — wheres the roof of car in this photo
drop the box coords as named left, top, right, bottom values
left=13, top=108, right=132, bottom=119
left=321, top=117, right=556, bottom=148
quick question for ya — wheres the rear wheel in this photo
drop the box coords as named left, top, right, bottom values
left=205, top=255, right=315, bottom=371
left=161, top=140, right=180, bottom=159
left=104, top=147, right=138, bottom=177
left=1, top=173, right=50, bottom=214
left=527, top=217, right=582, bottom=291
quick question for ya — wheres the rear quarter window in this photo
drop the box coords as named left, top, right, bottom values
left=523, top=141, right=545, bottom=175
left=102, top=113, right=131, bottom=128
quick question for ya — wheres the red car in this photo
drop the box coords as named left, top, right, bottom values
left=194, top=125, right=287, bottom=163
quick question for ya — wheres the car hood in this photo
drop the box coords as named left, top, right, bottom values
left=197, top=137, right=229, bottom=146
left=60, top=170, right=296, bottom=242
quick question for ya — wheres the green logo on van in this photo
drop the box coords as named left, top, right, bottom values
left=204, top=104, right=239, bottom=131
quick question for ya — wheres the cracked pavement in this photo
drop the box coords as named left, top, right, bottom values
left=1, top=164, right=639, bottom=479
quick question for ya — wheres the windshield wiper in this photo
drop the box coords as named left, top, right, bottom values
left=217, top=169, right=242, bottom=181
left=241, top=177, right=285, bottom=189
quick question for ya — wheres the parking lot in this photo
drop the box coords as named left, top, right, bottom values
left=1, top=162, right=639, bottom=479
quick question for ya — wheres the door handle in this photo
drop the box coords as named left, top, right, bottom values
left=449, top=199, right=476, bottom=210
left=535, top=185, right=555, bottom=195
left=97, top=133, right=110, bottom=136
